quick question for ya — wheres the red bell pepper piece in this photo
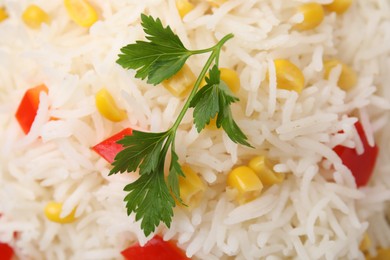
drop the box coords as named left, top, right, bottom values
left=333, top=121, right=379, bottom=187
left=121, top=235, right=189, bottom=260
left=15, top=84, right=48, bottom=134
left=0, top=243, right=14, bottom=260
left=92, top=128, right=133, bottom=163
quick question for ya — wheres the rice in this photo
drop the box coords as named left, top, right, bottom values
left=0, top=0, right=390, bottom=259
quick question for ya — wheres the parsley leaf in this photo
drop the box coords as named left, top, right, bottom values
left=116, top=14, right=192, bottom=85
left=190, top=67, right=220, bottom=132
left=191, top=66, right=251, bottom=147
left=218, top=107, right=252, bottom=147
left=110, top=130, right=168, bottom=175
left=112, top=14, right=250, bottom=236
left=167, top=150, right=185, bottom=203
left=123, top=168, right=175, bottom=236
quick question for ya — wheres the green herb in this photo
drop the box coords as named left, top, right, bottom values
left=112, top=13, right=251, bottom=236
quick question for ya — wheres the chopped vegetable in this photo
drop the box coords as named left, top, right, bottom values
left=324, top=0, right=353, bottom=14
left=95, top=88, right=127, bottom=122
left=273, top=59, right=305, bottom=93
left=22, top=5, right=50, bottom=29
left=113, top=14, right=250, bottom=236
left=0, top=243, right=14, bottom=260
left=121, top=235, right=189, bottom=260
left=294, top=3, right=324, bottom=31
left=333, top=121, right=378, bottom=187
left=44, top=202, right=77, bottom=224
left=162, top=64, right=196, bottom=98
left=175, top=0, right=194, bottom=19
left=248, top=156, right=285, bottom=185
left=92, top=128, right=133, bottom=163
left=177, top=165, right=205, bottom=209
left=227, top=166, right=263, bottom=204
left=15, top=84, right=48, bottom=134
left=64, top=0, right=98, bottom=27
left=0, top=6, right=8, bottom=22
left=324, top=59, right=357, bottom=91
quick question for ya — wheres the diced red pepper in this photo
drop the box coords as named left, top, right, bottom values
left=15, top=84, right=48, bottom=134
left=0, top=243, right=14, bottom=260
left=92, top=128, right=133, bottom=163
left=333, top=121, right=379, bottom=187
left=121, top=235, right=189, bottom=260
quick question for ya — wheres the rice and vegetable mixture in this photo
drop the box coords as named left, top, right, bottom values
left=1, top=0, right=390, bottom=259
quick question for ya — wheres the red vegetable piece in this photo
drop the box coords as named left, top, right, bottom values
left=92, top=128, right=133, bottom=163
left=0, top=243, right=14, bottom=260
left=333, top=121, right=379, bottom=187
left=121, top=235, right=189, bottom=260
left=15, top=84, right=48, bottom=134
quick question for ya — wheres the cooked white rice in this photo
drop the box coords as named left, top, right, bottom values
left=0, top=0, right=390, bottom=259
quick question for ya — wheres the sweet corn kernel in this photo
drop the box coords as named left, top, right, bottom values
left=64, top=0, right=98, bottom=27
left=95, top=88, right=127, bottom=122
left=162, top=64, right=196, bottom=98
left=22, top=5, right=50, bottom=29
left=0, top=6, right=8, bottom=22
left=324, top=59, right=357, bottom=91
left=248, top=156, right=285, bottom=186
left=178, top=165, right=205, bottom=209
left=366, top=248, right=390, bottom=260
left=273, top=59, right=305, bottom=93
left=207, top=0, right=227, bottom=7
left=175, top=0, right=194, bottom=19
left=324, top=0, right=353, bottom=14
left=359, top=233, right=371, bottom=253
left=220, top=68, right=241, bottom=94
left=294, top=3, right=324, bottom=31
left=227, top=166, right=263, bottom=204
left=44, top=202, right=76, bottom=224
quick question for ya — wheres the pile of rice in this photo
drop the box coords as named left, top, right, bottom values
left=1, top=0, right=390, bottom=259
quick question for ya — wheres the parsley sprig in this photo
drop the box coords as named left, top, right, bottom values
left=111, top=14, right=251, bottom=236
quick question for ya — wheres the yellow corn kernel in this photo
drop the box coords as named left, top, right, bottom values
left=64, top=0, right=98, bottom=27
left=227, top=166, right=263, bottom=204
left=162, top=64, right=196, bottom=98
left=366, top=248, right=390, bottom=260
left=0, top=6, right=8, bottom=22
left=324, top=59, right=357, bottom=91
left=178, top=165, right=205, bottom=209
left=220, top=68, right=241, bottom=94
left=324, top=0, right=353, bottom=14
left=44, top=202, right=76, bottom=224
left=248, top=156, right=284, bottom=186
left=175, top=0, right=194, bottom=19
left=95, top=88, right=127, bottom=122
left=22, top=5, right=50, bottom=29
left=273, top=59, right=305, bottom=93
left=359, top=233, right=371, bottom=253
left=207, top=0, right=227, bottom=7
left=294, top=3, right=324, bottom=31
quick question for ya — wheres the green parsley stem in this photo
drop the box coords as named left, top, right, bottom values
left=170, top=33, right=234, bottom=132
left=190, top=33, right=234, bottom=55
